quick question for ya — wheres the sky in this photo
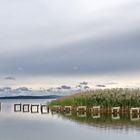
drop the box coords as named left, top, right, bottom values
left=0, top=0, right=140, bottom=88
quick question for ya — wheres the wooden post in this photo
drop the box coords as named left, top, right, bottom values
left=130, top=113, right=140, bottom=121
left=14, top=103, right=22, bottom=112
left=63, top=106, right=72, bottom=116
left=31, top=105, right=40, bottom=113
left=23, top=104, right=30, bottom=112
left=51, top=106, right=61, bottom=112
left=77, top=106, right=87, bottom=117
left=91, top=106, right=101, bottom=119
left=91, top=106, right=100, bottom=113
left=64, top=106, right=72, bottom=112
left=130, top=107, right=140, bottom=114
left=41, top=105, right=49, bottom=114
left=112, top=107, right=120, bottom=114
left=130, top=107, right=140, bottom=121
left=77, top=106, right=87, bottom=112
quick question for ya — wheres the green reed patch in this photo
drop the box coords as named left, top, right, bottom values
left=49, top=88, right=140, bottom=108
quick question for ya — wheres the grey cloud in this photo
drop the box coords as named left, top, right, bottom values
left=96, top=85, right=106, bottom=88
left=0, top=0, right=140, bottom=55
left=0, top=30, right=140, bottom=75
left=0, top=0, right=140, bottom=76
left=104, top=82, right=118, bottom=85
left=15, top=87, right=30, bottom=92
left=60, top=86, right=71, bottom=90
left=5, top=77, right=16, bottom=80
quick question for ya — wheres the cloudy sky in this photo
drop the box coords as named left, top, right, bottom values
left=0, top=0, right=140, bottom=88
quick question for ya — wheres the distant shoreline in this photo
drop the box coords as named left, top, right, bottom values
left=0, top=95, right=63, bottom=99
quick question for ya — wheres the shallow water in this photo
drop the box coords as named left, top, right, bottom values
left=0, top=99, right=140, bottom=140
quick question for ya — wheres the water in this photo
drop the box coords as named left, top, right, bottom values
left=0, top=99, right=140, bottom=140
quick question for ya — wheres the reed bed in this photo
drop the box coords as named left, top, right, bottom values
left=49, top=88, right=140, bottom=108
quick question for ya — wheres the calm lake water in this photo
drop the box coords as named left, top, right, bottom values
left=0, top=99, right=140, bottom=140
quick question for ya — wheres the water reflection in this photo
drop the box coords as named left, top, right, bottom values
left=92, top=112, right=100, bottom=119
left=64, top=111, right=72, bottom=116
left=77, top=111, right=87, bottom=118
left=57, top=111, right=140, bottom=129
left=112, top=113, right=120, bottom=120
left=1, top=100, right=140, bottom=140
left=1, top=101, right=140, bottom=127
left=130, top=113, right=140, bottom=121
left=0, top=101, right=140, bottom=140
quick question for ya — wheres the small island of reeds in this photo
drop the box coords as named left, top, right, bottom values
left=49, top=88, right=140, bottom=108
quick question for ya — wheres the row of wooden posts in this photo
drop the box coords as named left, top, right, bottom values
left=11, top=104, right=140, bottom=120
left=1, top=103, right=140, bottom=115
left=14, top=103, right=49, bottom=114
left=51, top=106, right=140, bottom=114
left=0, top=103, right=139, bottom=121
left=61, top=111, right=140, bottom=121
left=50, top=106, right=140, bottom=121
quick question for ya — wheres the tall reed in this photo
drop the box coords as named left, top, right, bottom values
left=49, top=88, right=140, bottom=108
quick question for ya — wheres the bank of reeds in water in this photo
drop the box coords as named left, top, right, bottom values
left=49, top=88, right=140, bottom=108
